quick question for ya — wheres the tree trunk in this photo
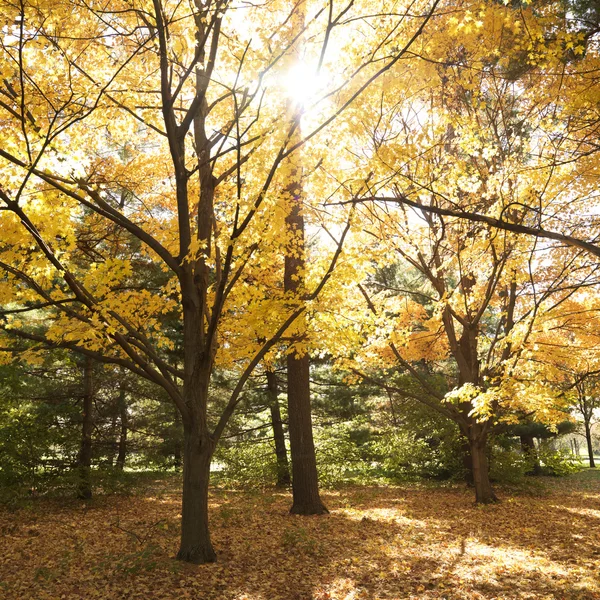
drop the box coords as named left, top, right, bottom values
left=461, top=439, right=474, bottom=485
left=266, top=370, right=291, bottom=488
left=173, top=410, right=183, bottom=469
left=469, top=428, right=497, bottom=504
left=115, top=388, right=127, bottom=471
left=106, top=412, right=118, bottom=467
left=284, top=160, right=327, bottom=514
left=177, top=426, right=216, bottom=563
left=287, top=353, right=328, bottom=514
left=584, top=421, right=596, bottom=468
left=77, top=356, right=94, bottom=500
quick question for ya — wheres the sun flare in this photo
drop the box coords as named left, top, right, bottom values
left=281, top=61, right=326, bottom=106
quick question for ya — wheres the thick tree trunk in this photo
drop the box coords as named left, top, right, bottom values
left=284, top=162, right=327, bottom=514
left=461, top=440, right=474, bottom=485
left=170, top=406, right=183, bottom=469
left=77, top=356, right=94, bottom=500
left=469, top=430, right=497, bottom=504
left=115, top=388, right=127, bottom=471
left=584, top=421, right=596, bottom=468
left=287, top=353, right=328, bottom=514
left=266, top=370, right=291, bottom=488
left=177, top=426, right=216, bottom=563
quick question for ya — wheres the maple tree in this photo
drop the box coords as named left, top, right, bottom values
left=329, top=0, right=600, bottom=502
left=0, top=0, right=442, bottom=562
left=574, top=376, right=600, bottom=468
left=523, top=294, right=600, bottom=469
left=2, top=0, right=600, bottom=579
left=280, top=1, right=328, bottom=515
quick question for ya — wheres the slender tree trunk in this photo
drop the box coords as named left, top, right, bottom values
left=177, top=425, right=215, bottom=563
left=266, top=370, right=291, bottom=487
left=107, top=412, right=118, bottom=467
left=172, top=54, right=221, bottom=562
left=115, top=388, right=127, bottom=471
left=520, top=434, right=542, bottom=475
left=468, top=427, right=497, bottom=504
left=77, top=356, right=94, bottom=500
left=584, top=420, right=596, bottom=468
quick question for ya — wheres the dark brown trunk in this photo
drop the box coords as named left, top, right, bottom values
left=283, top=131, right=327, bottom=515
left=176, top=425, right=216, bottom=563
left=266, top=370, right=291, bottom=488
left=584, top=421, right=596, bottom=468
left=173, top=408, right=183, bottom=469
left=287, top=353, right=328, bottom=514
left=177, top=266, right=217, bottom=563
left=115, top=388, right=127, bottom=471
left=77, top=356, right=93, bottom=500
left=520, top=434, right=542, bottom=475
left=469, top=428, right=497, bottom=504
left=461, top=440, right=474, bottom=484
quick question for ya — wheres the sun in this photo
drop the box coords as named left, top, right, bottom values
left=281, top=61, right=327, bottom=107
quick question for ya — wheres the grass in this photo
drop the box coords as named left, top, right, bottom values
left=0, top=473, right=599, bottom=599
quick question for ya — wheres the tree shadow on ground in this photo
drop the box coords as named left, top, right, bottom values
left=1, top=479, right=599, bottom=599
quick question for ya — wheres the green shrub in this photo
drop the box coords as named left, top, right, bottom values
left=314, top=423, right=371, bottom=486
left=490, top=447, right=532, bottom=483
left=366, top=429, right=465, bottom=482
left=538, top=443, right=583, bottom=476
left=212, top=439, right=278, bottom=487
left=0, top=401, right=79, bottom=501
left=490, top=438, right=583, bottom=482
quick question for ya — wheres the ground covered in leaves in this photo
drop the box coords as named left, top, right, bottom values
left=1, top=471, right=599, bottom=600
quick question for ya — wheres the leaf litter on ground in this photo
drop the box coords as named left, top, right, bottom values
left=0, top=471, right=599, bottom=599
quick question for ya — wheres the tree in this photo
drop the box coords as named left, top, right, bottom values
left=76, top=356, right=94, bottom=499
left=336, top=0, right=590, bottom=502
left=284, top=92, right=328, bottom=515
left=115, top=387, right=128, bottom=471
left=0, top=0, right=440, bottom=562
left=574, top=378, right=599, bottom=468
left=266, top=369, right=291, bottom=488
left=523, top=296, right=600, bottom=469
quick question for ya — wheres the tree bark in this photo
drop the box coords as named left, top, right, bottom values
left=469, top=427, right=497, bottom=504
left=77, top=356, right=94, bottom=500
left=287, top=353, right=328, bottom=514
left=461, top=439, right=474, bottom=485
left=115, top=388, right=127, bottom=471
left=584, top=420, right=596, bottom=468
left=176, top=425, right=216, bottom=563
left=283, top=133, right=327, bottom=515
left=173, top=408, right=183, bottom=469
left=266, top=370, right=291, bottom=487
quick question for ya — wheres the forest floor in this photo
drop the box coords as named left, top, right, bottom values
left=0, top=471, right=599, bottom=600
